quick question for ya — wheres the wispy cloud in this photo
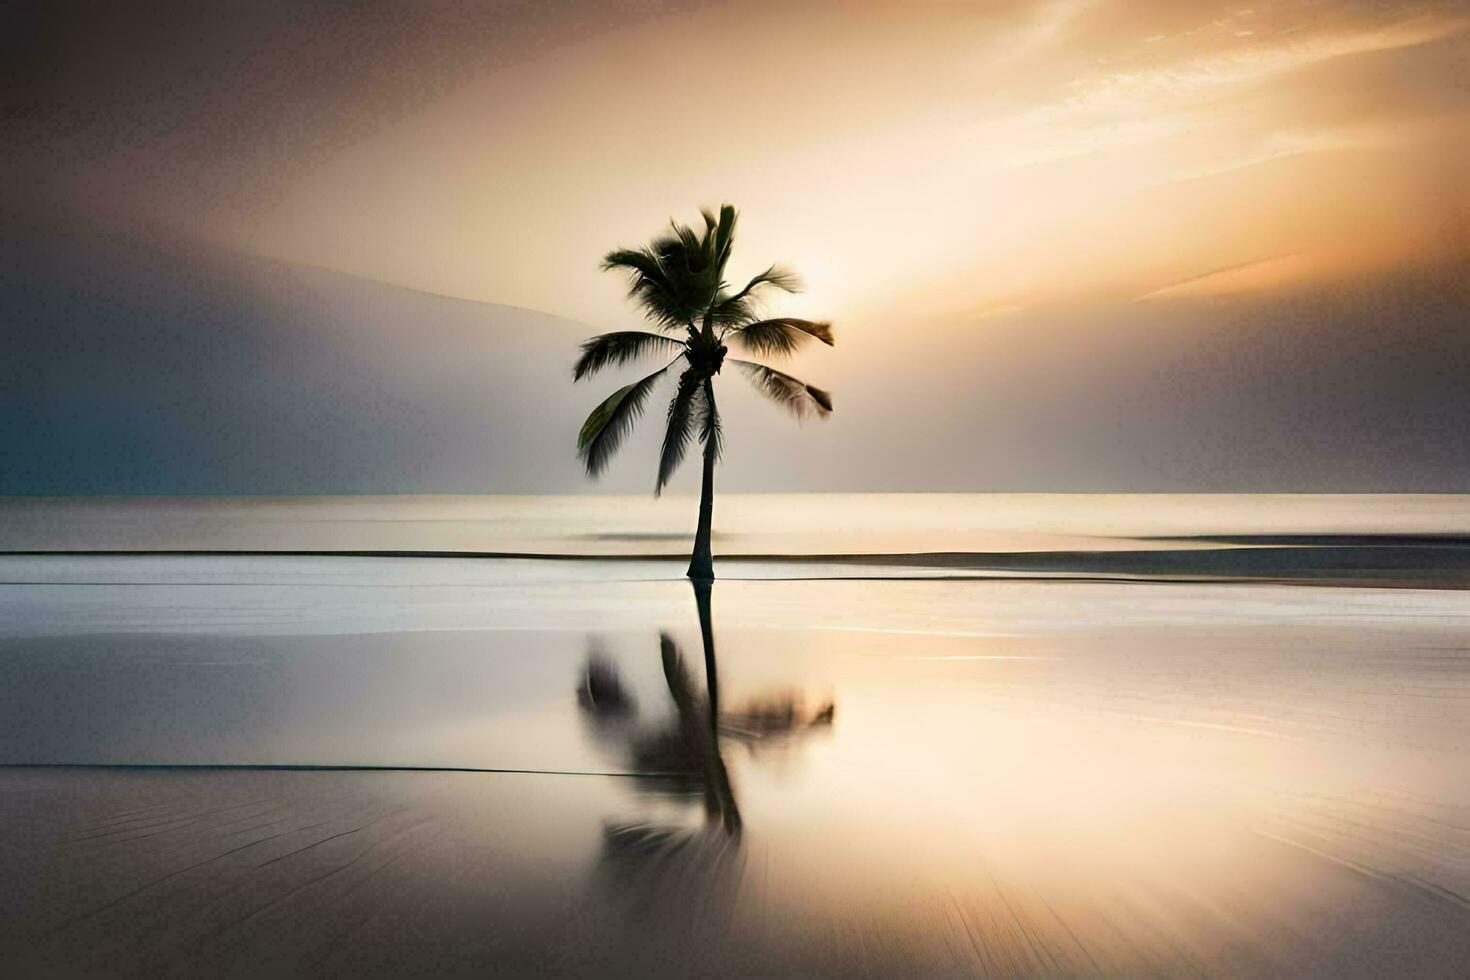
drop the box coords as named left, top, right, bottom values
left=1070, top=13, right=1463, bottom=111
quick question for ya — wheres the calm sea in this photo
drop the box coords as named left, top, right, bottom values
left=2, top=493, right=1467, bottom=555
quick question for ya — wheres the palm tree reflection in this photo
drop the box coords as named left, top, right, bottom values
left=577, top=581, right=833, bottom=881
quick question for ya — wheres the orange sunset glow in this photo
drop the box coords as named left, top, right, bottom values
left=22, top=2, right=1466, bottom=323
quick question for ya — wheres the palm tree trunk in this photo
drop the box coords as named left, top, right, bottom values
left=686, top=418, right=716, bottom=580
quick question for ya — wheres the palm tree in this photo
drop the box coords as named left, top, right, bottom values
left=574, top=205, right=835, bottom=580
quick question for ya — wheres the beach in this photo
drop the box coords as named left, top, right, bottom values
left=2, top=495, right=1469, bottom=975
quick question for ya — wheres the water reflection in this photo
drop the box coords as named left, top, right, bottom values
left=5, top=566, right=1469, bottom=975
left=576, top=581, right=833, bottom=886
left=561, top=582, right=1470, bottom=975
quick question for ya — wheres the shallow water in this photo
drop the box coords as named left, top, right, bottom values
left=2, top=548, right=1469, bottom=975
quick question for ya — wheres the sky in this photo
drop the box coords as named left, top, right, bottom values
left=3, top=0, right=1467, bottom=493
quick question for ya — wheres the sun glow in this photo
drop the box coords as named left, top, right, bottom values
left=127, top=0, right=1455, bottom=335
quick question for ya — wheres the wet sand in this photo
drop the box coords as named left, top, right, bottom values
left=3, top=763, right=1467, bottom=977
left=2, top=557, right=1469, bottom=976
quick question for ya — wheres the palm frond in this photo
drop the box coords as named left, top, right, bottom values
left=601, top=248, right=669, bottom=292
left=712, top=205, right=738, bottom=278
left=577, top=365, right=670, bottom=477
left=732, top=359, right=833, bottom=419
left=671, top=220, right=705, bottom=269
left=707, top=265, right=801, bottom=328
left=731, top=265, right=802, bottom=302
left=601, top=247, right=690, bottom=330
left=706, top=293, right=757, bottom=328
left=695, top=379, right=723, bottom=464
left=656, top=368, right=701, bottom=494
left=602, top=208, right=747, bottom=333
left=652, top=222, right=720, bottom=324
left=727, top=318, right=834, bottom=358
left=573, top=331, right=686, bottom=381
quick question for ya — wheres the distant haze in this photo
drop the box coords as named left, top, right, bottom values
left=3, top=0, right=1467, bottom=493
